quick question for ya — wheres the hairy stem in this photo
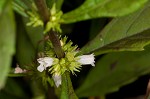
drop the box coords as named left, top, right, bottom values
left=48, top=30, right=64, bottom=58
left=34, top=0, right=49, bottom=24
left=34, top=0, right=64, bottom=58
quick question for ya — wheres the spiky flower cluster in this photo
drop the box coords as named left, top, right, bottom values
left=44, top=4, right=63, bottom=33
left=37, top=37, right=95, bottom=87
left=51, top=37, right=81, bottom=74
left=27, top=3, right=63, bottom=34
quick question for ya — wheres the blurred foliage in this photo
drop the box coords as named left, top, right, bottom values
left=0, top=0, right=15, bottom=89
left=0, top=78, right=28, bottom=99
left=16, top=15, right=36, bottom=66
left=0, top=0, right=7, bottom=14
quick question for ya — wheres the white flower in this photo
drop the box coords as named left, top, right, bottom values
left=37, top=57, right=54, bottom=72
left=77, top=54, right=95, bottom=66
left=52, top=74, right=61, bottom=87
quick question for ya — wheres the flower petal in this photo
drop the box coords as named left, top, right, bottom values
left=37, top=57, right=54, bottom=72
left=78, top=54, right=95, bottom=66
left=37, top=58, right=44, bottom=64
left=52, top=74, right=61, bottom=87
left=43, top=57, right=53, bottom=67
left=14, top=67, right=23, bottom=73
left=37, top=65, right=44, bottom=72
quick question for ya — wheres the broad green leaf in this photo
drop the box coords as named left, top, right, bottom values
left=89, top=18, right=107, bottom=40
left=76, top=46, right=150, bottom=97
left=16, top=16, right=35, bottom=66
left=0, top=0, right=7, bottom=14
left=94, top=29, right=150, bottom=55
left=62, top=0, right=148, bottom=23
left=80, top=1, right=150, bottom=55
left=0, top=1, right=15, bottom=89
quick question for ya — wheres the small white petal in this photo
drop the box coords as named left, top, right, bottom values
left=43, top=57, right=53, bottom=67
left=14, top=67, right=23, bottom=73
left=37, top=65, right=44, bottom=72
left=37, top=57, right=54, bottom=72
left=37, top=58, right=44, bottom=63
left=78, top=54, right=95, bottom=66
left=52, top=74, right=61, bottom=87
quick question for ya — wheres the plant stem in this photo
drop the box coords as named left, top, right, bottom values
left=61, top=72, right=78, bottom=99
left=34, top=0, right=77, bottom=99
left=34, top=0, right=49, bottom=24
left=48, top=30, right=64, bottom=59
left=34, top=0, right=64, bottom=58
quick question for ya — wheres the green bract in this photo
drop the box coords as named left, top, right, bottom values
left=26, top=11, right=43, bottom=27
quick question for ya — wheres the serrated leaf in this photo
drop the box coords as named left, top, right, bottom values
left=76, top=46, right=150, bottom=97
left=0, top=1, right=16, bottom=89
left=62, top=0, right=148, bottom=23
left=80, top=1, right=150, bottom=55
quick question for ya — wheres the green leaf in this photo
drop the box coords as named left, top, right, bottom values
left=62, top=0, right=148, bottom=23
left=0, top=0, right=7, bottom=14
left=80, top=1, right=150, bottom=55
left=12, top=0, right=29, bottom=17
left=0, top=1, right=16, bottom=89
left=16, top=16, right=35, bottom=66
left=89, top=18, right=107, bottom=40
left=76, top=46, right=150, bottom=97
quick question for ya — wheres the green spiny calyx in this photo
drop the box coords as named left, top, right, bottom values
left=37, top=37, right=95, bottom=87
